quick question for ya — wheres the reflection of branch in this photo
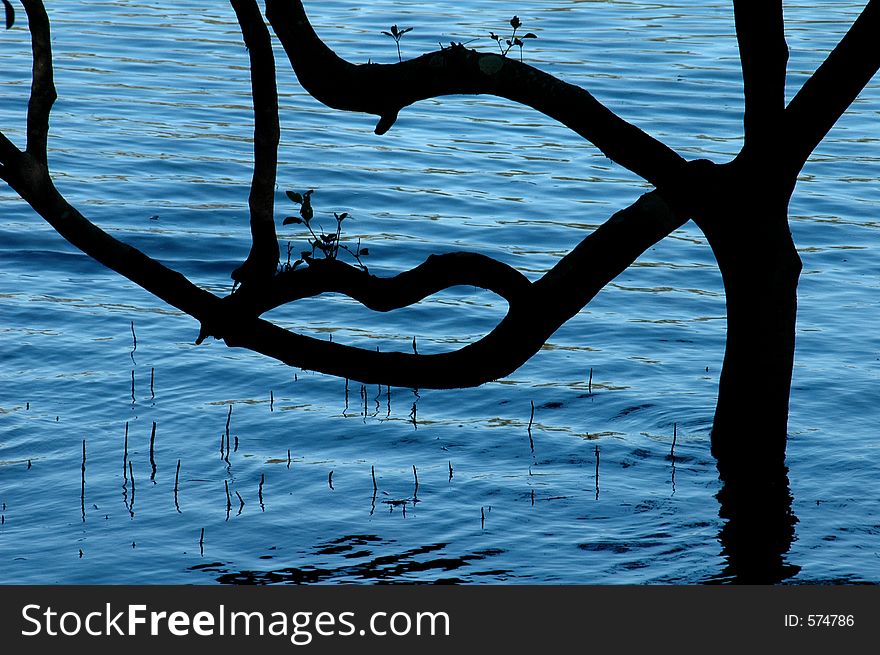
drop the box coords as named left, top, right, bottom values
left=214, top=192, right=684, bottom=389
left=230, top=0, right=280, bottom=284
left=264, top=0, right=688, bottom=194
left=785, top=0, right=880, bottom=173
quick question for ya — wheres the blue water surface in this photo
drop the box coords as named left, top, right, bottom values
left=0, top=1, right=878, bottom=584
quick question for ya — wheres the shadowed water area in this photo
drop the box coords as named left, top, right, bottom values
left=0, top=1, right=878, bottom=584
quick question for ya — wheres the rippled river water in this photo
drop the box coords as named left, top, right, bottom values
left=0, top=1, right=878, bottom=584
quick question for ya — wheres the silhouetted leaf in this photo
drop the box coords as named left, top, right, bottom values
left=489, top=32, right=499, bottom=41
left=286, top=190, right=303, bottom=204
left=282, top=216, right=303, bottom=225
left=338, top=212, right=349, bottom=221
left=390, top=24, right=399, bottom=37
left=3, top=0, right=13, bottom=30
left=300, top=251, right=311, bottom=260
left=510, top=16, right=522, bottom=30
left=301, top=203, right=313, bottom=221
left=523, top=33, right=538, bottom=39
left=359, top=248, right=370, bottom=256
left=381, top=31, right=393, bottom=37
left=304, top=189, right=314, bottom=198
left=514, top=38, right=523, bottom=47
left=400, top=27, right=413, bottom=36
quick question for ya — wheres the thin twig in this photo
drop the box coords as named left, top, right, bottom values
left=149, top=421, right=157, bottom=482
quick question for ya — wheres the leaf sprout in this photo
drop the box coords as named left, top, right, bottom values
left=381, top=24, right=413, bottom=62
left=281, top=190, right=369, bottom=272
left=490, top=15, right=537, bottom=61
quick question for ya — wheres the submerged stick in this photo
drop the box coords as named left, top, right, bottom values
left=371, top=465, right=377, bottom=492
left=225, top=405, right=232, bottom=459
left=149, top=421, right=157, bottom=482
left=129, top=460, right=135, bottom=517
left=122, top=421, right=129, bottom=480
left=199, top=527, right=205, bottom=556
left=130, top=320, right=137, bottom=364
left=81, top=439, right=86, bottom=523
left=259, top=473, right=265, bottom=511
left=412, top=464, right=419, bottom=498
left=527, top=400, right=535, bottom=453
left=174, top=459, right=181, bottom=513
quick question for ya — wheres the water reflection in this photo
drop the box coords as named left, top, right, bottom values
left=192, top=536, right=511, bottom=584
left=710, top=466, right=800, bottom=584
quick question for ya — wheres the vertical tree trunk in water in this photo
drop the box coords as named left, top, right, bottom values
left=697, top=162, right=801, bottom=475
left=711, top=219, right=801, bottom=473
left=697, top=162, right=802, bottom=581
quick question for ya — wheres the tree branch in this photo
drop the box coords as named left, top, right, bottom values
left=784, top=0, right=880, bottom=173
left=213, top=191, right=685, bottom=388
left=3, top=0, right=687, bottom=392
left=264, top=0, right=689, bottom=194
left=1, top=1, right=220, bottom=323
left=0, top=130, right=19, bottom=164
left=732, top=1, right=787, bottom=156
left=21, top=0, right=56, bottom=165
left=221, top=252, right=530, bottom=320
left=230, top=0, right=281, bottom=285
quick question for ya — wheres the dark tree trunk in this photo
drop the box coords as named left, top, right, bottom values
left=694, top=160, right=801, bottom=582
left=691, top=159, right=801, bottom=477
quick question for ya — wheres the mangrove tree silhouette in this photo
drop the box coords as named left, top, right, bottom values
left=2, top=0, right=878, bottom=580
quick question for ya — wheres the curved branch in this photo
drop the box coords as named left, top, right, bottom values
left=2, top=1, right=220, bottom=322
left=264, top=0, right=688, bottom=193
left=784, top=0, right=880, bottom=174
left=3, top=0, right=686, bottom=392
left=230, top=0, right=281, bottom=284
left=21, top=0, right=56, bottom=165
left=214, top=191, right=684, bottom=388
left=221, top=252, right=530, bottom=320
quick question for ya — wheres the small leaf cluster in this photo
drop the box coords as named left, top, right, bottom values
left=381, top=24, right=413, bottom=63
left=490, top=16, right=537, bottom=61
left=281, top=190, right=369, bottom=272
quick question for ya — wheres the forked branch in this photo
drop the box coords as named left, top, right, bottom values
left=211, top=191, right=685, bottom=388
left=0, top=1, right=219, bottom=324
left=2, top=0, right=687, bottom=390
